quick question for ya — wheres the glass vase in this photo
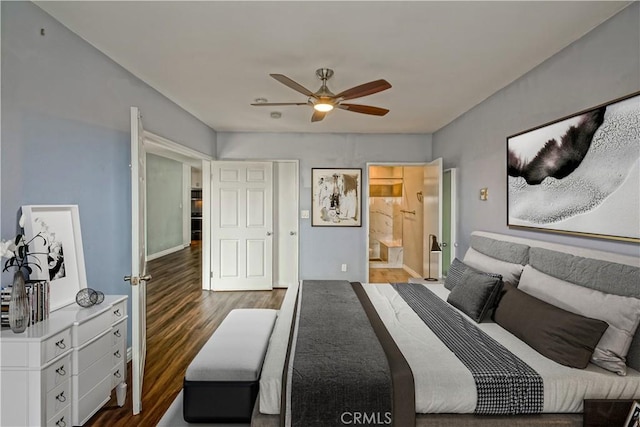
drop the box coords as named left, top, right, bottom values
left=9, top=270, right=30, bottom=333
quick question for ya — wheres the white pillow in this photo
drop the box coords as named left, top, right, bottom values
left=463, top=247, right=524, bottom=287
left=518, top=265, right=640, bottom=375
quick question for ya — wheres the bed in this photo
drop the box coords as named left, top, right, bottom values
left=252, top=232, right=640, bottom=426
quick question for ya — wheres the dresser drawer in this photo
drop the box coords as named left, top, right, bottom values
left=44, top=329, right=72, bottom=364
left=111, top=300, right=126, bottom=323
left=112, top=361, right=126, bottom=388
left=44, top=354, right=72, bottom=393
left=73, top=353, right=111, bottom=398
left=45, top=380, right=70, bottom=422
left=74, top=376, right=111, bottom=426
left=111, top=321, right=126, bottom=346
left=47, top=402, right=71, bottom=427
left=72, top=329, right=111, bottom=375
left=74, top=309, right=112, bottom=347
left=112, top=342, right=125, bottom=366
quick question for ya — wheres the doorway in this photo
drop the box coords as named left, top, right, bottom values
left=366, top=160, right=443, bottom=283
left=144, top=131, right=212, bottom=290
left=367, top=165, right=425, bottom=283
left=210, top=160, right=299, bottom=291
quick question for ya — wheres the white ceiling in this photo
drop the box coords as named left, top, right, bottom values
left=35, top=1, right=630, bottom=134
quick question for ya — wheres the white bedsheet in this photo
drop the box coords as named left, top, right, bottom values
left=259, top=282, right=640, bottom=415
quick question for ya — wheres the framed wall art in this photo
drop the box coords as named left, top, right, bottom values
left=21, top=205, right=87, bottom=311
left=507, top=91, right=640, bottom=242
left=625, top=401, right=640, bottom=427
left=312, top=168, right=362, bottom=227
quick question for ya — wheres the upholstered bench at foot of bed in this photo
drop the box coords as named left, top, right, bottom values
left=183, top=308, right=277, bottom=423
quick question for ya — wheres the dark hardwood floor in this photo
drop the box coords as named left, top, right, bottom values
left=86, top=241, right=286, bottom=427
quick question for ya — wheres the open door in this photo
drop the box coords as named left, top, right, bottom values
left=423, top=158, right=443, bottom=279
left=273, top=161, right=299, bottom=288
left=126, top=107, right=152, bottom=415
left=211, top=161, right=273, bottom=291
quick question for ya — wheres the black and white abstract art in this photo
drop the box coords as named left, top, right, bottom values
left=507, top=92, right=639, bottom=242
left=48, top=239, right=66, bottom=281
left=312, top=168, right=361, bottom=226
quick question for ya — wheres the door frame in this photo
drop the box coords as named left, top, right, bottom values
left=365, top=162, right=433, bottom=282
left=144, top=131, right=213, bottom=290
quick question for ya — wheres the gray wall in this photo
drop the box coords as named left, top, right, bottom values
left=217, top=132, right=432, bottom=282
left=432, top=3, right=640, bottom=258
left=1, top=2, right=216, bottom=343
left=147, top=154, right=184, bottom=256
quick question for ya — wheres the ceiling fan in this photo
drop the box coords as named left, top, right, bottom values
left=251, top=68, right=391, bottom=122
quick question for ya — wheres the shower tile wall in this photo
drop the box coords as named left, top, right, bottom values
left=370, top=198, right=401, bottom=244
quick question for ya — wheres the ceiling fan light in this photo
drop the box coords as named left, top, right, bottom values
left=314, top=102, right=334, bottom=112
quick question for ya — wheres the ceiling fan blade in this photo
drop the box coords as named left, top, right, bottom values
left=250, top=102, right=308, bottom=106
left=270, top=74, right=316, bottom=98
left=311, top=110, right=327, bottom=122
left=335, top=79, right=391, bottom=101
left=338, top=103, right=389, bottom=116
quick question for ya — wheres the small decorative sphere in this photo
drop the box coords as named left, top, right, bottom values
left=94, top=290, right=105, bottom=305
left=76, top=288, right=98, bottom=308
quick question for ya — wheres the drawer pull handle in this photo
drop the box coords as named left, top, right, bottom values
left=55, top=339, right=66, bottom=349
left=56, top=366, right=66, bottom=376
left=56, top=417, right=66, bottom=427
left=56, top=391, right=66, bottom=402
left=114, top=330, right=121, bottom=338
left=114, top=370, right=122, bottom=378
left=114, top=308, right=121, bottom=317
left=114, top=350, right=121, bottom=358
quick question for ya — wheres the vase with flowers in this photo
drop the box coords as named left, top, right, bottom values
left=0, top=215, right=49, bottom=333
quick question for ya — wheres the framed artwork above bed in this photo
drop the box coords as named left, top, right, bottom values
left=312, top=168, right=362, bottom=227
left=507, top=91, right=640, bottom=243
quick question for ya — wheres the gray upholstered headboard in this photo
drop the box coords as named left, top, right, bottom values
left=470, top=231, right=640, bottom=372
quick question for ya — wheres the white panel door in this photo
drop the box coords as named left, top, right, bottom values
left=127, top=107, right=151, bottom=415
left=423, top=158, right=443, bottom=279
left=273, top=161, right=299, bottom=288
left=211, top=161, right=273, bottom=291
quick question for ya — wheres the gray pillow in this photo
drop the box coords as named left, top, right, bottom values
left=445, top=258, right=502, bottom=291
left=463, top=247, right=525, bottom=287
left=494, top=283, right=608, bottom=369
left=444, top=258, right=466, bottom=291
left=447, top=265, right=503, bottom=323
left=518, top=265, right=640, bottom=375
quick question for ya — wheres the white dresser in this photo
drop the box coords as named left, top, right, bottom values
left=0, top=295, right=128, bottom=426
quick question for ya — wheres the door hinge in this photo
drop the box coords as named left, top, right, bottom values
left=210, top=271, right=214, bottom=278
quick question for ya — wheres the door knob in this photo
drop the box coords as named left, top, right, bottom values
left=266, top=231, right=273, bottom=236
left=441, top=242, right=448, bottom=247
left=290, top=231, right=297, bottom=236
left=124, top=274, right=152, bottom=286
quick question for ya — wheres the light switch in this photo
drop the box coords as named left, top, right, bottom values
left=301, top=210, right=310, bottom=219
left=480, top=188, right=488, bottom=201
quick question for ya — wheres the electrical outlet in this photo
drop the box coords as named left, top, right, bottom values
left=341, top=264, right=347, bottom=272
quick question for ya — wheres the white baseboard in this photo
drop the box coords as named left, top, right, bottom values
left=147, top=244, right=184, bottom=261
left=403, top=264, right=422, bottom=279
